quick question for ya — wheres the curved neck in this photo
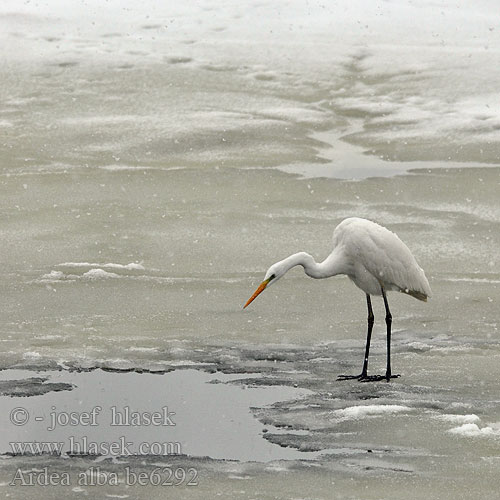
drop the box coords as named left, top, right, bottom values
left=280, top=251, right=345, bottom=279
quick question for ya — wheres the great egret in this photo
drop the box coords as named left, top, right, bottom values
left=243, top=217, right=431, bottom=382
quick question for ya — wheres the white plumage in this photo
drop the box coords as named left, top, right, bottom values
left=331, top=218, right=431, bottom=300
left=244, top=217, right=431, bottom=381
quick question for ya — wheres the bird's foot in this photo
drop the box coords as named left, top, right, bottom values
left=337, top=373, right=400, bottom=382
left=337, top=373, right=369, bottom=381
left=360, top=373, right=400, bottom=383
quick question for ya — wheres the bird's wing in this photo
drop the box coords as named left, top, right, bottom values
left=340, top=219, right=431, bottom=300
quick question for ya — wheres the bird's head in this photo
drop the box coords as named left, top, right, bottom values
left=243, top=261, right=286, bottom=309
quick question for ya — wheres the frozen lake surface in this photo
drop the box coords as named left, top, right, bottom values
left=1, top=0, right=499, bottom=498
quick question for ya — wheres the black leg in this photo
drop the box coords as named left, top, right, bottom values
left=337, top=294, right=374, bottom=381
left=361, top=294, right=374, bottom=377
left=381, top=288, right=399, bottom=382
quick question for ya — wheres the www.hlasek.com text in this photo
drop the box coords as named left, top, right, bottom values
left=10, top=436, right=182, bottom=456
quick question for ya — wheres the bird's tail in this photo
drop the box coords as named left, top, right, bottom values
left=402, top=289, right=428, bottom=302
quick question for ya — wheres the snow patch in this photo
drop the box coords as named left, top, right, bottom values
left=332, top=405, right=411, bottom=420
left=437, top=414, right=480, bottom=425
left=23, top=351, right=41, bottom=359
left=39, top=268, right=122, bottom=282
left=41, top=270, right=65, bottom=280
left=57, top=262, right=145, bottom=271
left=82, top=269, right=120, bottom=280
left=448, top=423, right=500, bottom=437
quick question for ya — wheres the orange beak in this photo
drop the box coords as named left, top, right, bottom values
left=243, top=278, right=271, bottom=309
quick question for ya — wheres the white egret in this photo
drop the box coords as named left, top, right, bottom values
left=243, top=217, right=431, bottom=382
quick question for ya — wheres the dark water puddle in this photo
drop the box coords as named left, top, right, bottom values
left=0, top=369, right=317, bottom=462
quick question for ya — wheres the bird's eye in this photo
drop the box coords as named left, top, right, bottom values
left=269, top=274, right=276, bottom=280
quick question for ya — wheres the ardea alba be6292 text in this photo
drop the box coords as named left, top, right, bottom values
left=244, top=217, right=431, bottom=382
